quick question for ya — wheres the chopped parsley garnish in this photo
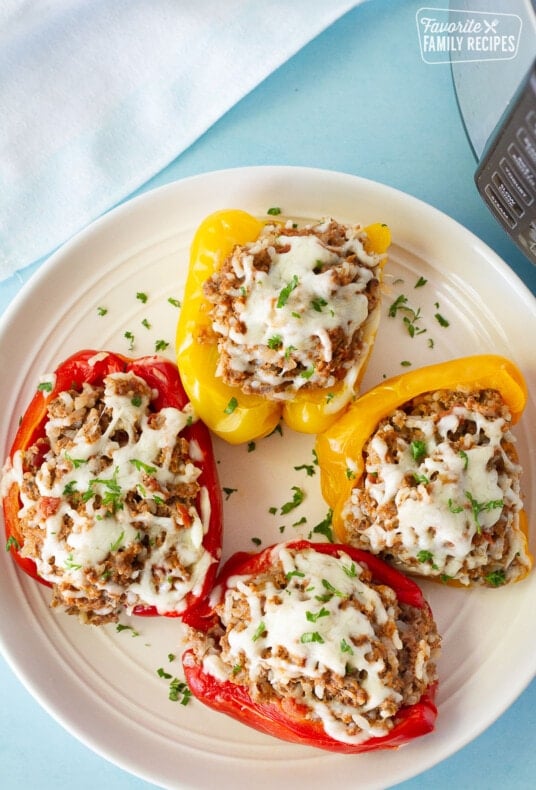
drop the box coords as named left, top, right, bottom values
left=252, top=621, right=266, bottom=641
left=311, top=296, right=328, bottom=312
left=5, top=535, right=20, bottom=552
left=64, top=553, right=82, bottom=571
left=300, top=631, right=324, bottom=644
left=116, top=623, right=140, bottom=637
left=155, top=339, right=169, bottom=352
left=267, top=206, right=281, bottom=215
left=459, top=450, right=469, bottom=469
left=448, top=498, right=464, bottom=514
left=345, top=467, right=356, bottom=480
left=277, top=275, right=299, bottom=308
left=342, top=562, right=357, bottom=578
left=168, top=678, right=192, bottom=704
left=280, top=486, right=304, bottom=514
left=62, top=480, right=78, bottom=496
left=141, top=318, right=151, bottom=330
left=65, top=453, right=88, bottom=469
left=251, top=537, right=262, bottom=546
left=223, top=487, right=238, bottom=500
left=465, top=491, right=503, bottom=532
left=410, top=440, right=427, bottom=462
left=131, top=394, right=142, bottom=407
left=413, top=472, right=429, bottom=485
left=485, top=570, right=506, bottom=587
left=434, top=312, right=449, bottom=327
left=37, top=381, right=53, bottom=392
left=109, top=531, right=125, bottom=552
left=124, top=330, right=135, bottom=350
left=401, top=360, right=412, bottom=367
left=340, top=638, right=354, bottom=654
left=300, top=366, right=315, bottom=380
left=168, top=297, right=181, bottom=308
left=310, top=509, right=334, bottom=543
left=157, top=667, right=172, bottom=679
left=267, top=335, right=283, bottom=349
left=416, top=550, right=438, bottom=569
left=130, top=458, right=157, bottom=474
left=97, top=306, right=108, bottom=316
left=306, top=607, right=329, bottom=622
left=286, top=569, right=305, bottom=580
left=224, top=397, right=238, bottom=414
left=247, top=441, right=256, bottom=453
left=136, top=291, right=148, bottom=303
left=294, top=462, right=316, bottom=477
left=414, top=276, right=428, bottom=288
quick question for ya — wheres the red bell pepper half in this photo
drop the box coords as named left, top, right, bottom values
left=182, top=539, right=438, bottom=753
left=2, top=349, right=223, bottom=618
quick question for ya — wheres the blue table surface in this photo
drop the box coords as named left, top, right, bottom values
left=1, top=1, right=535, bottom=788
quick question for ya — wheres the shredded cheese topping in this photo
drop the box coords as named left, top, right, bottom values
left=3, top=370, right=215, bottom=621
left=200, top=545, right=438, bottom=745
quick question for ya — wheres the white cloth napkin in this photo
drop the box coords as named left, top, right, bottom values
left=0, top=0, right=359, bottom=281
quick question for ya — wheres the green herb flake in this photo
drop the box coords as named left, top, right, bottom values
left=277, top=275, right=299, bottom=308
left=168, top=297, right=181, bottom=308
left=280, top=486, right=304, bottom=514
left=340, top=638, right=354, bottom=654
left=306, top=607, right=329, bottom=623
left=141, top=318, right=151, bottom=330
left=459, top=450, right=469, bottom=470
left=5, top=535, right=20, bottom=552
left=247, top=441, right=256, bottom=453
left=155, top=339, right=170, bottom=352
left=64, top=553, right=82, bottom=571
left=251, top=537, right=262, bottom=546
left=168, top=678, right=192, bottom=705
left=311, top=509, right=334, bottom=543
left=434, top=312, right=450, bottom=327
left=224, top=397, right=239, bottom=414
left=116, top=623, right=140, bottom=637
left=130, top=458, right=157, bottom=474
left=267, top=206, right=281, bottom=216
left=401, top=360, right=412, bottom=367
left=416, top=550, right=438, bottom=569
left=300, top=631, right=324, bottom=644
left=410, top=440, right=427, bottom=462
left=136, top=291, right=148, bottom=303
left=413, top=472, right=429, bottom=485
left=157, top=667, right=172, bottom=679
left=124, top=330, right=135, bottom=351
left=485, top=570, right=506, bottom=587
left=448, top=498, right=464, bottom=514
left=110, top=531, right=125, bottom=552
left=168, top=653, right=176, bottom=662
left=285, top=569, right=305, bottom=580
left=267, top=335, right=283, bottom=350
left=300, top=366, right=315, bottom=380
left=294, top=463, right=316, bottom=477
left=37, top=381, right=53, bottom=393
left=223, top=487, right=238, bottom=500
left=414, top=276, right=428, bottom=288
left=342, top=562, right=357, bottom=578
left=311, top=296, right=328, bottom=313
left=252, top=621, right=266, bottom=642
left=97, top=306, right=108, bottom=316
left=131, top=394, right=142, bottom=407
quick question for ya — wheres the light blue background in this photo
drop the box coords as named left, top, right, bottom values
left=1, top=1, right=535, bottom=788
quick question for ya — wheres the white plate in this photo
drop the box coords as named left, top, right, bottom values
left=1, top=166, right=535, bottom=790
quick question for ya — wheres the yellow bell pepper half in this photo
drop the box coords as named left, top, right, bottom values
left=315, top=354, right=531, bottom=579
left=176, top=209, right=391, bottom=444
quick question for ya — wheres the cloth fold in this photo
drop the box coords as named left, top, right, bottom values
left=0, top=0, right=359, bottom=281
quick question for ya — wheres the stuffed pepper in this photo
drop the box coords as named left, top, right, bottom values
left=182, top=539, right=440, bottom=753
left=1, top=350, right=223, bottom=624
left=316, top=355, right=532, bottom=588
left=176, top=209, right=390, bottom=444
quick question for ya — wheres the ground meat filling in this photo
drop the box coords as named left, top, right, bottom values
left=6, top=371, right=213, bottom=624
left=343, top=388, right=529, bottom=587
left=201, top=219, right=384, bottom=400
left=189, top=546, right=440, bottom=745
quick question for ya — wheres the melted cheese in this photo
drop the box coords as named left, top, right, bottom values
left=204, top=545, right=406, bottom=745
left=6, top=371, right=215, bottom=616
left=346, top=405, right=523, bottom=579
left=213, top=225, right=381, bottom=397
